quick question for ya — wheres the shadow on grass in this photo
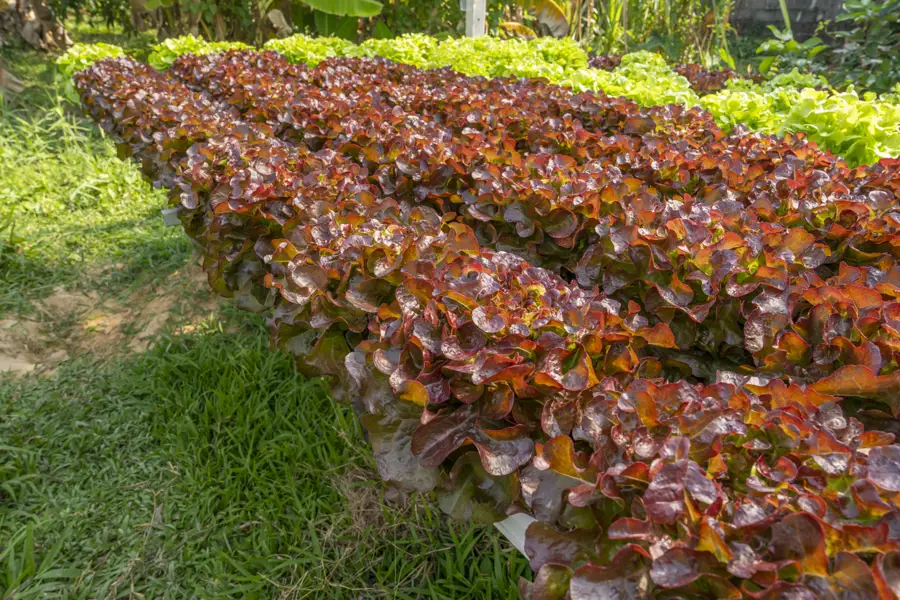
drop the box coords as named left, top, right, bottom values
left=0, top=306, right=529, bottom=599
left=0, top=51, right=193, bottom=312
left=0, top=217, right=192, bottom=314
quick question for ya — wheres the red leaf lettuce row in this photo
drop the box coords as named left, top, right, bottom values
left=75, top=52, right=900, bottom=599
left=176, top=56, right=900, bottom=392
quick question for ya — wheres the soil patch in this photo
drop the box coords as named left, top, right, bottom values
left=1, top=258, right=221, bottom=374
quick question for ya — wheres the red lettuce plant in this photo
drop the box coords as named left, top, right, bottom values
left=671, top=63, right=763, bottom=94
left=74, top=51, right=900, bottom=599
left=587, top=54, right=623, bottom=71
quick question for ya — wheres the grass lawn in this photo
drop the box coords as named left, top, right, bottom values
left=0, top=25, right=529, bottom=599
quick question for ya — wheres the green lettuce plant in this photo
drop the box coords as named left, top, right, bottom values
left=56, top=42, right=126, bottom=77
left=345, top=33, right=438, bottom=67
left=263, top=35, right=355, bottom=66
left=562, top=50, right=700, bottom=107
left=148, top=36, right=250, bottom=70
left=702, top=75, right=900, bottom=165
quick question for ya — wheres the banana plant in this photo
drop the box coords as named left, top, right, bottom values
left=499, top=21, right=539, bottom=38
left=298, top=0, right=382, bottom=16
left=518, top=0, right=590, bottom=38
left=295, top=0, right=383, bottom=39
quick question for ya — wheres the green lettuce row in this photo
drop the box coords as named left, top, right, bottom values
left=147, top=36, right=252, bottom=71
left=56, top=42, right=126, bottom=78
left=266, top=33, right=588, bottom=80
left=700, top=82, right=900, bottom=166
left=560, top=51, right=699, bottom=108
left=61, top=36, right=900, bottom=166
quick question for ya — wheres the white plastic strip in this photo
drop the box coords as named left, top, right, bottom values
left=494, top=512, right=536, bottom=556
left=161, top=207, right=181, bottom=227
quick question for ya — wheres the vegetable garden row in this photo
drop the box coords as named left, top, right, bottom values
left=71, top=39, right=900, bottom=598
left=262, top=34, right=900, bottom=167
left=61, top=33, right=900, bottom=168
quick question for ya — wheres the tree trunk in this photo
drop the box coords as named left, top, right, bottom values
left=130, top=0, right=149, bottom=32
left=1, top=0, right=71, bottom=51
left=0, top=58, right=25, bottom=94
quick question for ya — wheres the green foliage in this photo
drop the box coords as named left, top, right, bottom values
left=376, top=0, right=465, bottom=36
left=0, top=209, right=23, bottom=275
left=829, top=0, right=900, bottom=93
left=0, top=310, right=529, bottom=598
left=562, top=49, right=699, bottom=106
left=311, top=12, right=359, bottom=38
left=884, top=83, right=900, bottom=103
left=755, top=25, right=828, bottom=76
left=753, top=0, right=900, bottom=93
left=55, top=42, right=126, bottom=77
left=590, top=0, right=735, bottom=66
left=263, top=34, right=355, bottom=66
left=701, top=80, right=900, bottom=165
left=49, top=0, right=131, bottom=29
left=148, top=35, right=250, bottom=70
left=0, top=53, right=184, bottom=314
left=299, top=0, right=383, bottom=16
left=296, top=0, right=385, bottom=40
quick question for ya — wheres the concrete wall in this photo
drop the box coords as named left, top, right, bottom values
left=732, top=0, right=844, bottom=37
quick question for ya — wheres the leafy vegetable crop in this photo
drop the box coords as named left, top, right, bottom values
left=563, top=51, right=701, bottom=109
left=74, top=49, right=900, bottom=598
left=702, top=81, right=900, bottom=166
left=259, top=35, right=900, bottom=166
left=56, top=42, right=126, bottom=78
left=66, top=37, right=900, bottom=165
left=148, top=35, right=251, bottom=70
left=264, top=35, right=356, bottom=67
left=589, top=54, right=763, bottom=95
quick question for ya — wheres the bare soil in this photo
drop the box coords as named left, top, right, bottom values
left=0, top=258, right=220, bottom=374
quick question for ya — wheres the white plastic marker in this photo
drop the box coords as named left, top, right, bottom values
left=494, top=512, right=536, bottom=556
left=161, top=207, right=181, bottom=227
left=465, top=0, right=486, bottom=37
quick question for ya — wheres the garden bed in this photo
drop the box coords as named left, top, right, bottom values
left=69, top=45, right=900, bottom=598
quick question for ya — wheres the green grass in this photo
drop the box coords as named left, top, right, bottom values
left=0, top=35, right=187, bottom=315
left=1, top=308, right=528, bottom=598
left=1, top=27, right=529, bottom=599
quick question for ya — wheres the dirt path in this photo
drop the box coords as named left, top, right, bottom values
left=1, top=258, right=220, bottom=374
